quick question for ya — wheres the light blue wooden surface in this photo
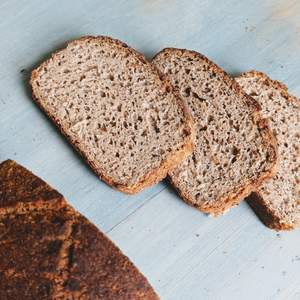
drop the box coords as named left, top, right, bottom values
left=1, top=0, right=300, bottom=299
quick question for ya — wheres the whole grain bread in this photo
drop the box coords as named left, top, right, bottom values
left=153, top=49, right=279, bottom=215
left=237, top=71, right=300, bottom=231
left=0, top=159, right=160, bottom=299
left=30, top=36, right=196, bottom=195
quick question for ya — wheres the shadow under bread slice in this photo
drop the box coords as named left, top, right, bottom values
left=237, top=71, right=300, bottom=231
left=153, top=49, right=279, bottom=216
left=0, top=159, right=160, bottom=300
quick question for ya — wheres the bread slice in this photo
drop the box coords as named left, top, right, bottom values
left=153, top=49, right=279, bottom=215
left=236, top=71, right=300, bottom=230
left=0, top=159, right=160, bottom=299
left=30, top=36, right=195, bottom=195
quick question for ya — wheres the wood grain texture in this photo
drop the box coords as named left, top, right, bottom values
left=1, top=0, right=300, bottom=299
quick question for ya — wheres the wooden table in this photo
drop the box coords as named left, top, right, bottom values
left=1, top=1, right=300, bottom=299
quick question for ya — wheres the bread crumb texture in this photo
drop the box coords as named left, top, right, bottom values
left=30, top=36, right=195, bottom=194
left=153, top=49, right=278, bottom=215
left=237, top=71, right=300, bottom=230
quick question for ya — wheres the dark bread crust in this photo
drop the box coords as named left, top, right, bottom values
left=0, top=159, right=66, bottom=214
left=239, top=70, right=299, bottom=231
left=246, top=191, right=294, bottom=231
left=66, top=214, right=160, bottom=299
left=30, top=36, right=196, bottom=195
left=0, top=160, right=160, bottom=299
left=153, top=49, right=279, bottom=215
left=0, top=208, right=75, bottom=299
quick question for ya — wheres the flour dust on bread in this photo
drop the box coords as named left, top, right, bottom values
left=30, top=36, right=195, bottom=194
left=0, top=159, right=160, bottom=299
left=237, top=71, right=300, bottom=230
left=153, top=49, right=279, bottom=215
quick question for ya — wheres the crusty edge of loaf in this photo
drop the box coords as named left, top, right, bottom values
left=0, top=159, right=161, bottom=299
left=70, top=212, right=161, bottom=299
left=239, top=70, right=300, bottom=230
left=30, top=36, right=196, bottom=195
left=245, top=191, right=295, bottom=231
left=153, top=49, right=279, bottom=215
left=0, top=159, right=67, bottom=215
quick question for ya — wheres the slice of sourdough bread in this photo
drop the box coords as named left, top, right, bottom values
left=237, top=71, right=300, bottom=230
left=153, top=49, right=279, bottom=215
left=30, top=36, right=195, bottom=195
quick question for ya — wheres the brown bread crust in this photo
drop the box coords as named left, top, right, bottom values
left=246, top=191, right=294, bottom=231
left=0, top=159, right=160, bottom=299
left=30, top=36, right=196, bottom=195
left=0, top=159, right=66, bottom=214
left=65, top=214, right=160, bottom=299
left=0, top=208, right=75, bottom=299
left=153, top=49, right=279, bottom=215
